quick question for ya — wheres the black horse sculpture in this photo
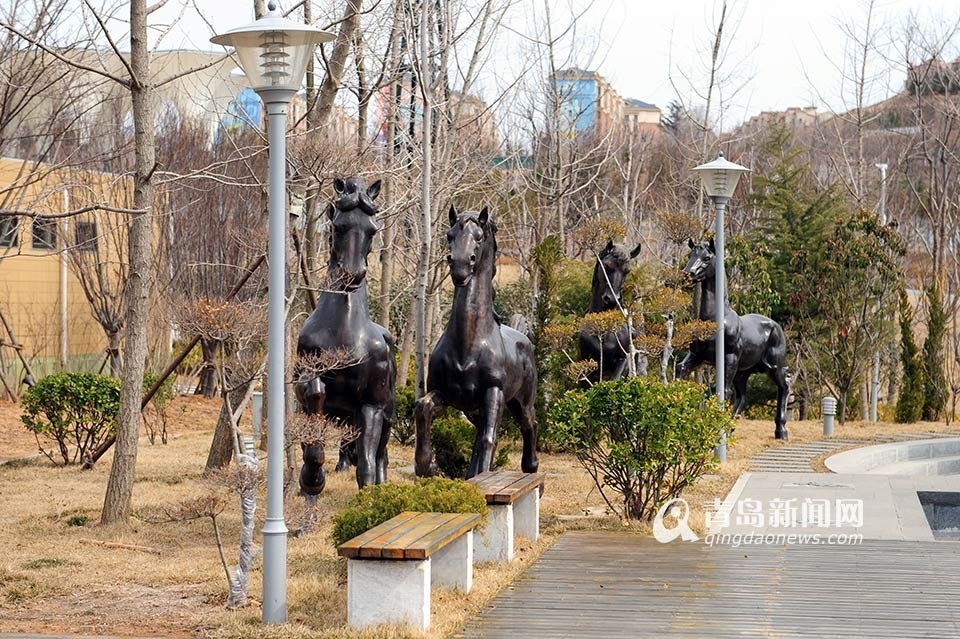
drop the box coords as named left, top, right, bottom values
left=414, top=206, right=539, bottom=479
left=577, top=240, right=642, bottom=382
left=294, top=176, right=396, bottom=491
left=677, top=238, right=789, bottom=440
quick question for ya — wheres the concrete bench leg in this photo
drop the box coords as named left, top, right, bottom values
left=431, top=530, right=474, bottom=592
left=475, top=503, right=513, bottom=563
left=514, top=488, right=540, bottom=542
left=347, top=558, right=430, bottom=630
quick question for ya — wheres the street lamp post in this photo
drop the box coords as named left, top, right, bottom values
left=691, top=152, right=750, bottom=463
left=870, top=162, right=888, bottom=423
left=211, top=3, right=333, bottom=625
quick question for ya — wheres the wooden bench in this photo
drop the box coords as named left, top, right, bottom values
left=468, top=470, right=544, bottom=563
left=337, top=511, right=481, bottom=630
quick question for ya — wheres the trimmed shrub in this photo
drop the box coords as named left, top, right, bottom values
left=331, top=477, right=488, bottom=547
left=433, top=412, right=510, bottom=479
left=21, top=372, right=121, bottom=466
left=549, top=377, right=731, bottom=521
left=391, top=383, right=416, bottom=446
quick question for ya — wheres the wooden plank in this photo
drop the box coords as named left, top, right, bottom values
left=336, top=511, right=420, bottom=559
left=398, top=512, right=481, bottom=559
left=369, top=512, right=450, bottom=559
left=457, top=532, right=960, bottom=638
left=469, top=470, right=543, bottom=504
left=340, top=511, right=482, bottom=560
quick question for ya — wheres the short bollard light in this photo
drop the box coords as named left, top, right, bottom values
left=822, top=396, right=838, bottom=437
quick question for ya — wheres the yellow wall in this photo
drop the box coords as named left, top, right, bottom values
left=0, top=158, right=132, bottom=376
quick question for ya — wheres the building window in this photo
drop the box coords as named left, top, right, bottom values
left=74, top=220, right=98, bottom=252
left=32, top=217, right=57, bottom=250
left=0, top=216, right=18, bottom=248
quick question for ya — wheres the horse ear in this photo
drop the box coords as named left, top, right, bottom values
left=630, top=242, right=642, bottom=259
left=687, top=237, right=695, bottom=249
left=478, top=206, right=489, bottom=226
left=333, top=177, right=345, bottom=195
left=448, top=204, right=458, bottom=226
left=367, top=179, right=382, bottom=201
left=708, top=237, right=716, bottom=253
left=604, top=239, right=614, bottom=252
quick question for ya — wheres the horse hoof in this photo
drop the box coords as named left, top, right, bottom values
left=522, top=459, right=539, bottom=474
left=415, top=461, right=440, bottom=478
left=334, top=459, right=351, bottom=473
left=776, top=429, right=789, bottom=441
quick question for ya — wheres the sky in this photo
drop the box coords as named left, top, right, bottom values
left=570, top=0, right=960, bottom=126
left=156, top=0, right=960, bottom=127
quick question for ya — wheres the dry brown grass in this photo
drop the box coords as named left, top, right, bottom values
left=0, top=395, right=953, bottom=638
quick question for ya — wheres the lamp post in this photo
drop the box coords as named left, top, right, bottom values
left=691, top=152, right=750, bottom=463
left=211, top=3, right=333, bottom=625
left=870, top=162, right=888, bottom=423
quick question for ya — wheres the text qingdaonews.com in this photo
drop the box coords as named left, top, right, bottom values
left=704, top=532, right=864, bottom=547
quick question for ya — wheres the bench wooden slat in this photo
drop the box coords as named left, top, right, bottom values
left=398, top=512, right=481, bottom=560
left=338, top=511, right=482, bottom=560
left=337, top=511, right=421, bottom=559
left=365, top=512, right=450, bottom=559
left=469, top=470, right=543, bottom=504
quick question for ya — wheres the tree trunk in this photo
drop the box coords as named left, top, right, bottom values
left=314, top=0, right=363, bottom=128
left=101, top=0, right=153, bottom=525
left=198, top=338, right=219, bottom=398
left=414, top=0, right=433, bottom=398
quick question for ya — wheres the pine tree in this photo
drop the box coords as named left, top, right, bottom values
left=922, top=284, right=948, bottom=421
left=895, top=290, right=924, bottom=423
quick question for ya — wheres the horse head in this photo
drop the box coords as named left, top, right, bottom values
left=328, top=176, right=382, bottom=291
left=446, top=204, right=496, bottom=287
left=592, top=239, right=641, bottom=311
left=682, top=238, right=716, bottom=287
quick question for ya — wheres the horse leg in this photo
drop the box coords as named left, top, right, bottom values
left=732, top=371, right=749, bottom=417
left=334, top=439, right=356, bottom=473
left=354, top=405, right=385, bottom=488
left=467, top=386, right=505, bottom=479
left=676, top=350, right=698, bottom=380
left=414, top=391, right=443, bottom=477
left=375, top=413, right=393, bottom=484
left=771, top=367, right=790, bottom=441
left=722, top=355, right=739, bottom=406
left=299, top=440, right=326, bottom=496
left=507, top=398, right=539, bottom=474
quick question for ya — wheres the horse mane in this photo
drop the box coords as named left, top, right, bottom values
left=598, top=241, right=632, bottom=265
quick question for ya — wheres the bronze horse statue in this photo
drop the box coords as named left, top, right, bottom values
left=578, top=240, right=642, bottom=382
left=294, top=176, right=396, bottom=491
left=677, top=238, right=789, bottom=440
left=415, top=206, right=539, bottom=479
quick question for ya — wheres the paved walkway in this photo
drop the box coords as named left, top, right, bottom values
left=457, top=434, right=960, bottom=638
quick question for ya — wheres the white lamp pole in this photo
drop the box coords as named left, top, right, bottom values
left=870, top=162, right=888, bottom=423
left=211, top=3, right=333, bottom=625
left=691, top=152, right=750, bottom=463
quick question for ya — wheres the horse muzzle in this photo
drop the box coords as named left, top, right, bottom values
left=300, top=440, right=326, bottom=496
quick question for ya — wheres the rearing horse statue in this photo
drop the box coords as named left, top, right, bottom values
left=415, top=206, right=539, bottom=479
left=578, top=240, right=642, bottom=382
left=677, top=238, right=790, bottom=440
left=295, top=176, right=396, bottom=491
